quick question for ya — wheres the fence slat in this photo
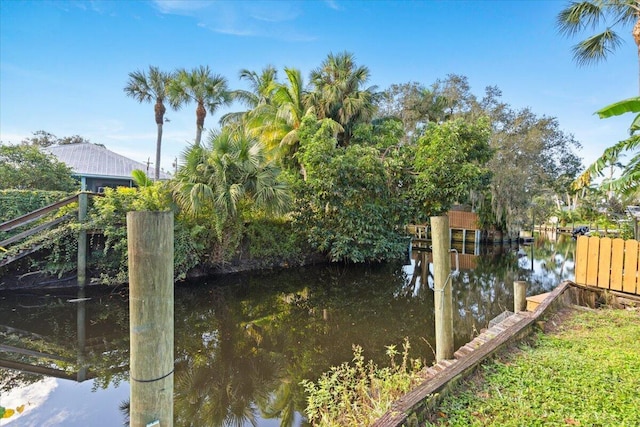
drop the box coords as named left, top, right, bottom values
left=610, top=239, right=625, bottom=291
left=623, top=240, right=639, bottom=294
left=597, top=237, right=612, bottom=289
left=575, top=236, right=589, bottom=285
left=637, top=248, right=640, bottom=295
left=586, top=236, right=600, bottom=286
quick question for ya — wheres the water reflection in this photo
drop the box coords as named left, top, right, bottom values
left=0, top=235, right=574, bottom=426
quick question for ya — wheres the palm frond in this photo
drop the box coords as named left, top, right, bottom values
left=573, top=28, right=623, bottom=66
left=557, top=1, right=604, bottom=36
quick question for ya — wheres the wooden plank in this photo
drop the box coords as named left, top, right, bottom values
left=623, top=240, right=639, bottom=294
left=373, top=282, right=571, bottom=427
left=575, top=236, right=589, bottom=285
left=0, top=194, right=78, bottom=232
left=0, top=215, right=71, bottom=247
left=526, top=292, right=550, bottom=312
left=610, top=238, right=625, bottom=291
left=585, top=236, right=600, bottom=286
left=597, top=237, right=612, bottom=289
left=637, top=248, right=640, bottom=295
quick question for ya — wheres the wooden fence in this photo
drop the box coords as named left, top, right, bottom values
left=575, top=235, right=640, bottom=296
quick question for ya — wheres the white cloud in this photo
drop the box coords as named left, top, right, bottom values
left=151, top=0, right=315, bottom=42
left=0, top=377, right=57, bottom=425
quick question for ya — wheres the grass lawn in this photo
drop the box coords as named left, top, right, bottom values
left=425, top=306, right=640, bottom=427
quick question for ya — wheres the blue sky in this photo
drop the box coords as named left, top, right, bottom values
left=0, top=0, right=636, bottom=174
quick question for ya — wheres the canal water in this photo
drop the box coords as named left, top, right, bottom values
left=0, top=234, right=574, bottom=426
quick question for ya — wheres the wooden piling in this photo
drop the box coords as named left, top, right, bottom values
left=431, top=215, right=453, bottom=361
left=77, top=192, right=88, bottom=287
left=127, top=211, right=174, bottom=427
left=514, top=281, right=527, bottom=313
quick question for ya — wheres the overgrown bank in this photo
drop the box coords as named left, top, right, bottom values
left=423, top=307, right=640, bottom=427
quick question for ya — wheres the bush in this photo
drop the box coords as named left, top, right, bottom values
left=245, top=217, right=306, bottom=267
left=301, top=338, right=424, bottom=426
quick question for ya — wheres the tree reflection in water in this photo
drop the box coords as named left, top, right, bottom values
left=0, top=235, right=573, bottom=427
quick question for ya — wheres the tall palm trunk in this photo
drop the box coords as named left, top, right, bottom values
left=154, top=100, right=166, bottom=180
left=634, top=15, right=640, bottom=94
left=195, top=102, right=206, bottom=147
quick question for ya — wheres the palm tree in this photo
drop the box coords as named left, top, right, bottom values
left=574, top=97, right=640, bottom=192
left=168, top=65, right=231, bottom=146
left=220, top=66, right=279, bottom=127
left=171, top=126, right=291, bottom=228
left=307, top=51, right=379, bottom=146
left=557, top=1, right=640, bottom=91
left=124, top=66, right=173, bottom=180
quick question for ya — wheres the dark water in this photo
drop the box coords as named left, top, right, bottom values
left=0, top=234, right=575, bottom=426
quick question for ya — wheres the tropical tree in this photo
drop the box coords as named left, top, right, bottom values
left=307, top=52, right=379, bottom=146
left=168, top=65, right=231, bottom=146
left=574, top=97, right=640, bottom=193
left=557, top=0, right=640, bottom=90
left=413, top=118, right=493, bottom=219
left=221, top=66, right=279, bottom=127
left=292, top=115, right=410, bottom=262
left=264, top=67, right=342, bottom=164
left=171, top=126, right=291, bottom=231
left=124, top=65, right=173, bottom=180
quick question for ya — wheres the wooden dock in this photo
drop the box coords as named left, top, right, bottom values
left=372, top=281, right=582, bottom=427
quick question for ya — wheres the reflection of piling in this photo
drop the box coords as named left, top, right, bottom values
left=127, top=211, right=174, bottom=427
left=77, top=287, right=87, bottom=382
left=514, top=281, right=527, bottom=313
left=432, top=215, right=453, bottom=362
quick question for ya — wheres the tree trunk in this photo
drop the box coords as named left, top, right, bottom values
left=155, top=123, right=162, bottom=181
left=634, top=16, right=640, bottom=95
left=154, top=100, right=166, bottom=181
left=195, top=102, right=206, bottom=146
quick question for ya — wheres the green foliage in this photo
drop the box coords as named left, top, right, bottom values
left=556, top=0, right=637, bottom=68
left=0, top=144, right=78, bottom=191
left=302, top=339, right=423, bottom=426
left=89, top=184, right=202, bottom=283
left=293, top=117, right=410, bottom=263
left=171, top=126, right=291, bottom=228
left=0, top=190, right=72, bottom=223
left=414, top=118, right=492, bottom=217
left=576, top=97, right=640, bottom=195
left=0, top=190, right=75, bottom=269
left=244, top=217, right=306, bottom=266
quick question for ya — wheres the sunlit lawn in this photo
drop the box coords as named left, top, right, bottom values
left=425, top=306, right=640, bottom=427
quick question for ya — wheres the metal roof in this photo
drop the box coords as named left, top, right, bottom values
left=43, top=143, right=170, bottom=180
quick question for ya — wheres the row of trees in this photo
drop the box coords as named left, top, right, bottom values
left=117, top=51, right=585, bottom=269
left=2, top=51, right=586, bottom=278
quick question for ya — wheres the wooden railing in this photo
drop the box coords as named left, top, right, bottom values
left=0, top=192, right=101, bottom=268
left=575, top=235, right=640, bottom=296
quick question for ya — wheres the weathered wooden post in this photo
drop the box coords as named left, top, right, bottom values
left=127, top=211, right=174, bottom=427
left=421, top=251, right=428, bottom=285
left=514, top=281, right=527, bottom=313
left=431, top=215, right=453, bottom=361
left=77, top=192, right=88, bottom=287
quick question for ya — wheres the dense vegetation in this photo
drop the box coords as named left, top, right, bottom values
left=0, top=51, right=601, bottom=281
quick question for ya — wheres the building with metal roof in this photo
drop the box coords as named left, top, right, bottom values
left=43, top=143, right=170, bottom=192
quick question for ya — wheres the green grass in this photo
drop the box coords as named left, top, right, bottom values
left=425, top=307, right=640, bottom=427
